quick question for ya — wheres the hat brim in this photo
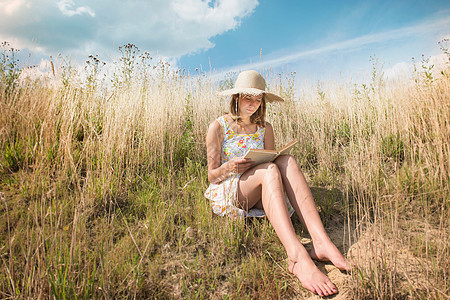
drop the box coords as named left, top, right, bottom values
left=217, top=88, right=284, bottom=102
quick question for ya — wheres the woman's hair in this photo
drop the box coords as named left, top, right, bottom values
left=229, top=93, right=266, bottom=127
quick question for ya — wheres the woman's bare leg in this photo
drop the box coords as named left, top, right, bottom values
left=274, top=155, right=351, bottom=271
left=238, top=163, right=338, bottom=296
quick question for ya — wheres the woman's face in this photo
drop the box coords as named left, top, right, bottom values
left=239, top=94, right=262, bottom=117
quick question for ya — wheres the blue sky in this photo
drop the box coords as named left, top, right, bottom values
left=1, top=0, right=449, bottom=81
left=179, top=0, right=450, bottom=80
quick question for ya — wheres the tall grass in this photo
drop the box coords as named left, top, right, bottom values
left=0, top=43, right=449, bottom=298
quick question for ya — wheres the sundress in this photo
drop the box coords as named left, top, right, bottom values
left=204, top=115, right=295, bottom=218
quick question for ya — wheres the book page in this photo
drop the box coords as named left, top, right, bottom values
left=277, top=140, right=297, bottom=156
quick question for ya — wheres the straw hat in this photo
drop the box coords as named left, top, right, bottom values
left=217, top=70, right=284, bottom=102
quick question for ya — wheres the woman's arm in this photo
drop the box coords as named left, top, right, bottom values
left=206, top=120, right=226, bottom=183
left=264, top=122, right=275, bottom=150
left=206, top=120, right=253, bottom=184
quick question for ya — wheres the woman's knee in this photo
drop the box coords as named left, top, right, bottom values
left=248, top=162, right=283, bottom=184
left=274, top=154, right=297, bottom=168
left=262, top=162, right=282, bottom=181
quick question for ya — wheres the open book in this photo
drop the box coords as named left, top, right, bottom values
left=243, top=140, right=297, bottom=165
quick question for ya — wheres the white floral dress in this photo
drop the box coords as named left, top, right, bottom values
left=204, top=116, right=294, bottom=218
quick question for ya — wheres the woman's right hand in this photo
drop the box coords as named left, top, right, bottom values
left=226, top=157, right=254, bottom=175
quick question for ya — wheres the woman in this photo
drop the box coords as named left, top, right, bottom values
left=204, top=70, right=351, bottom=297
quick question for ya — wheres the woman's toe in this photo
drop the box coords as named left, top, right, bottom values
left=322, top=284, right=333, bottom=296
left=316, top=284, right=327, bottom=296
left=327, top=280, right=338, bottom=293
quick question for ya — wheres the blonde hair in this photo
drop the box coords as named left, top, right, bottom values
left=229, top=94, right=266, bottom=127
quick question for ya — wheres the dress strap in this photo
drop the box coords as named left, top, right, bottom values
left=216, top=116, right=229, bottom=137
left=259, top=124, right=265, bottom=137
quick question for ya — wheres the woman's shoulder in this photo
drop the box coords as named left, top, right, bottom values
left=211, top=114, right=228, bottom=123
left=208, top=118, right=221, bottom=130
left=216, top=114, right=232, bottom=129
left=219, top=114, right=233, bottom=123
left=208, top=116, right=227, bottom=135
left=264, top=121, right=273, bottom=130
left=262, top=121, right=274, bottom=137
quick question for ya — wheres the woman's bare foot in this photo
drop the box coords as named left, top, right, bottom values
left=310, top=240, right=353, bottom=271
left=288, top=257, right=338, bottom=297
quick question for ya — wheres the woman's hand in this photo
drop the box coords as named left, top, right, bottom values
left=226, top=157, right=254, bottom=175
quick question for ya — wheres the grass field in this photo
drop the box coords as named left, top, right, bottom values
left=1, top=43, right=449, bottom=299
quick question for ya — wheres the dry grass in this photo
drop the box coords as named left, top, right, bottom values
left=0, top=45, right=449, bottom=299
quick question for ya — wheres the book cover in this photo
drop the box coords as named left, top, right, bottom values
left=243, top=140, right=297, bottom=165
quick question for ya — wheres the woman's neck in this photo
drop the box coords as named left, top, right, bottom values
left=239, top=116, right=252, bottom=125
left=229, top=113, right=252, bottom=125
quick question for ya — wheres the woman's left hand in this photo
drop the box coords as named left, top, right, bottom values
left=227, top=157, right=254, bottom=174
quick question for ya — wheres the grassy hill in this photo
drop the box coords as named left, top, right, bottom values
left=1, top=43, right=449, bottom=299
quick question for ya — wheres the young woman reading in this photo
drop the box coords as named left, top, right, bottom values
left=204, top=70, right=351, bottom=297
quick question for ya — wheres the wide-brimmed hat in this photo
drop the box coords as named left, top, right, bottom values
left=217, top=70, right=284, bottom=102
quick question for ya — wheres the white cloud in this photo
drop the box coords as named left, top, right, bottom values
left=19, top=59, right=58, bottom=87
left=171, top=0, right=255, bottom=31
left=57, top=0, right=95, bottom=17
left=384, top=62, right=412, bottom=80
left=0, top=0, right=30, bottom=15
left=0, top=0, right=258, bottom=61
left=384, top=52, right=448, bottom=82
